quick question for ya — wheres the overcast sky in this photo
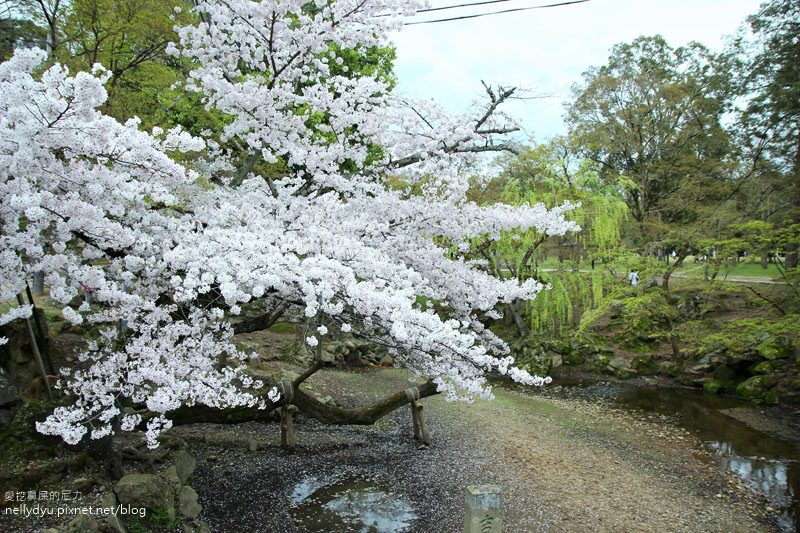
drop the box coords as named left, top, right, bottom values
left=390, top=0, right=764, bottom=143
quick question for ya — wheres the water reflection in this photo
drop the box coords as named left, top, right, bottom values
left=708, top=441, right=796, bottom=531
left=607, top=385, right=800, bottom=533
left=290, top=474, right=417, bottom=533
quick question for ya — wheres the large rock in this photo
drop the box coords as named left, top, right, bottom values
left=0, top=368, right=19, bottom=407
left=587, top=352, right=611, bottom=373
left=755, top=336, right=791, bottom=360
left=707, top=365, right=738, bottom=393
left=174, top=450, right=197, bottom=484
left=100, top=492, right=127, bottom=533
left=736, top=375, right=777, bottom=404
left=676, top=293, right=707, bottom=319
left=178, top=486, right=202, bottom=519
left=114, top=473, right=175, bottom=521
left=608, top=357, right=631, bottom=370
left=9, top=343, right=32, bottom=364
left=164, top=465, right=182, bottom=491
left=657, top=360, right=680, bottom=377
left=607, top=357, right=635, bottom=379
left=183, top=520, right=212, bottom=533
left=62, top=513, right=100, bottom=533
left=512, top=344, right=551, bottom=376
left=703, top=379, right=723, bottom=394
left=631, top=354, right=656, bottom=374
left=0, top=409, right=12, bottom=428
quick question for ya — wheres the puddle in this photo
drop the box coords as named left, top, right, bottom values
left=289, top=475, right=417, bottom=532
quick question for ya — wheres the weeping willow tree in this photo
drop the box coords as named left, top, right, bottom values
left=467, top=138, right=629, bottom=338
left=529, top=271, right=614, bottom=335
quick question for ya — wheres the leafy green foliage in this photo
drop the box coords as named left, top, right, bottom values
left=55, top=0, right=195, bottom=128
left=466, top=139, right=631, bottom=339
left=583, top=290, right=679, bottom=348
left=694, top=315, right=799, bottom=361
left=567, top=35, right=734, bottom=246
left=0, top=18, right=47, bottom=61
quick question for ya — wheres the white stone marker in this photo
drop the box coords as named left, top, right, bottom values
left=464, top=485, right=502, bottom=533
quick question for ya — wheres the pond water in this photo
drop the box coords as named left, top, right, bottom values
left=289, top=474, right=417, bottom=532
left=556, top=381, right=800, bottom=532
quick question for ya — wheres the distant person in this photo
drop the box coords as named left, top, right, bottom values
left=628, top=270, right=639, bottom=287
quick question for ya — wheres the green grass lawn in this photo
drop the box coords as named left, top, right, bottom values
left=509, top=255, right=784, bottom=283
left=674, top=259, right=782, bottom=279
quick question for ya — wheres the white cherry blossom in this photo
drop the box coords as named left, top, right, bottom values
left=0, top=0, right=578, bottom=447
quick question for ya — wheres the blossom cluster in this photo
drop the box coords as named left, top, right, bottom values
left=0, top=0, right=577, bottom=446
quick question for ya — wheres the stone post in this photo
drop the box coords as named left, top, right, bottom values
left=464, top=485, right=501, bottom=533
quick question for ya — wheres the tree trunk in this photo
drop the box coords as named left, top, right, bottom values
left=25, top=285, right=54, bottom=374
left=292, top=380, right=438, bottom=425
left=509, top=300, right=530, bottom=338
left=669, top=331, right=681, bottom=359
left=787, top=244, right=798, bottom=269
left=87, top=422, right=124, bottom=480
left=230, top=151, right=260, bottom=188
left=48, top=24, right=58, bottom=56
left=786, top=126, right=800, bottom=269
left=662, top=251, right=688, bottom=294
left=156, top=379, right=439, bottom=428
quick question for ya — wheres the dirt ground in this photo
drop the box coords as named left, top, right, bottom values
left=174, top=366, right=775, bottom=532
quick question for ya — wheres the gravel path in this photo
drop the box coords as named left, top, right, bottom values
left=176, top=367, right=772, bottom=532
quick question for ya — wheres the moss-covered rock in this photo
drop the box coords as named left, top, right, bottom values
left=750, top=361, right=773, bottom=374
left=511, top=342, right=551, bottom=376
left=632, top=354, right=657, bottom=374
left=115, top=473, right=175, bottom=523
left=756, top=336, right=792, bottom=360
left=657, top=360, right=681, bottom=377
left=735, top=375, right=777, bottom=404
left=606, top=356, right=636, bottom=379
left=708, top=365, right=737, bottom=392
left=764, top=388, right=780, bottom=405
left=0, top=368, right=19, bottom=407
left=586, top=352, right=611, bottom=373
left=616, top=368, right=634, bottom=379
left=703, top=379, right=723, bottom=394
left=694, top=316, right=799, bottom=365
left=564, top=350, right=585, bottom=366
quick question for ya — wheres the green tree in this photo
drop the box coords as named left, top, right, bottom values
left=566, top=35, right=733, bottom=249
left=57, top=0, right=194, bottom=128
left=466, top=139, right=629, bottom=337
left=732, top=0, right=800, bottom=268
left=0, top=17, right=47, bottom=60
left=5, top=0, right=66, bottom=55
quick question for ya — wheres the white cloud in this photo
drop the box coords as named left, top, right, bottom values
left=391, top=0, right=763, bottom=141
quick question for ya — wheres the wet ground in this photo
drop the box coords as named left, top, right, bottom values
left=175, top=367, right=785, bottom=532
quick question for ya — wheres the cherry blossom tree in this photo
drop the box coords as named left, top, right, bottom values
left=0, top=0, right=578, bottom=449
